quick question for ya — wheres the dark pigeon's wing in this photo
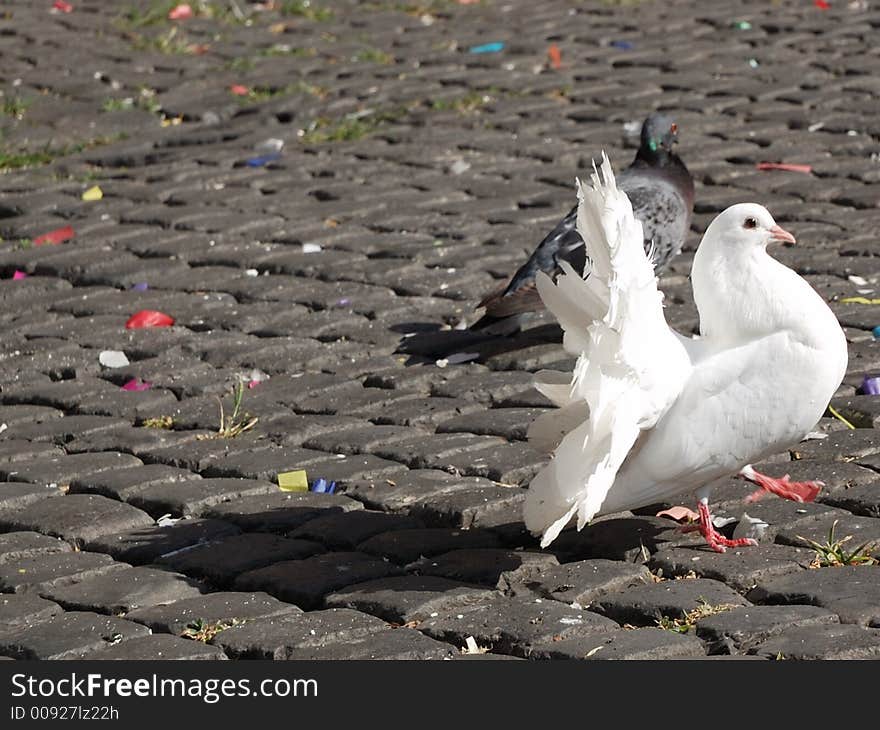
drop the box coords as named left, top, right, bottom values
left=472, top=154, right=693, bottom=333
left=473, top=204, right=582, bottom=328
left=620, top=171, right=692, bottom=273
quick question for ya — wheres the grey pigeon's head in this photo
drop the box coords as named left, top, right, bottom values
left=640, top=114, right=678, bottom=155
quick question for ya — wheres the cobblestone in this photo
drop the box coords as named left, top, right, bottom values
left=695, top=605, right=840, bottom=655
left=125, top=592, right=300, bottom=635
left=0, top=611, right=150, bottom=660
left=43, top=567, right=206, bottom=616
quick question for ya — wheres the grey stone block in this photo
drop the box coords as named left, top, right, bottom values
left=43, top=567, right=206, bottom=616
left=751, top=624, right=880, bottom=660
left=0, top=493, right=154, bottom=546
left=126, top=477, right=280, bottom=518
left=1, top=451, right=143, bottom=486
left=820, top=480, right=880, bottom=519
left=85, top=518, right=241, bottom=564
left=157, top=533, right=325, bottom=585
left=0, top=482, right=64, bottom=513
left=0, top=440, right=65, bottom=466
left=412, top=548, right=559, bottom=590
left=0, top=551, right=127, bottom=594
left=76, top=634, right=228, bottom=660
left=357, top=527, right=504, bottom=564
left=695, top=605, right=840, bottom=654
left=68, top=463, right=203, bottom=500
left=213, top=608, right=389, bottom=659
left=0, top=531, right=72, bottom=562
left=524, top=559, right=653, bottom=607
left=0, top=611, right=151, bottom=659
left=649, top=544, right=814, bottom=592
left=126, top=591, right=301, bottom=635
left=789, top=429, right=880, bottom=462
left=325, top=575, right=495, bottom=623
left=436, top=407, right=548, bottom=441
left=284, top=628, right=457, bottom=660
left=203, top=491, right=364, bottom=533
left=0, top=593, right=63, bottom=630
left=530, top=627, right=706, bottom=660
left=420, top=595, right=620, bottom=657
left=748, top=566, right=880, bottom=626
left=409, top=484, right=528, bottom=530
left=288, top=510, right=425, bottom=548
left=592, top=578, right=751, bottom=627
left=234, top=552, right=403, bottom=609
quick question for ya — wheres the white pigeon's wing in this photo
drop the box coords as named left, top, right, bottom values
left=604, top=329, right=843, bottom=512
left=524, top=153, right=692, bottom=548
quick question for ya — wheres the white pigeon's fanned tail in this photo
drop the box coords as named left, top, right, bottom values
left=524, top=153, right=691, bottom=547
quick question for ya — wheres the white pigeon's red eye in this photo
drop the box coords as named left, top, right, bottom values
left=743, top=217, right=758, bottom=229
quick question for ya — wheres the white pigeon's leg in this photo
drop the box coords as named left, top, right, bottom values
left=737, top=464, right=823, bottom=504
left=694, top=488, right=757, bottom=553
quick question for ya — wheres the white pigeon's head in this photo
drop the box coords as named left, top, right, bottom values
left=704, top=203, right=796, bottom=251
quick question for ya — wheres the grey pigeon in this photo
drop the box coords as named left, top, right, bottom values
left=472, top=114, right=695, bottom=333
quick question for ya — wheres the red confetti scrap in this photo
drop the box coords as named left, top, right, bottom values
left=756, top=162, right=813, bottom=174
left=121, top=378, right=152, bottom=392
left=229, top=84, right=250, bottom=96
left=52, top=0, right=73, bottom=12
left=168, top=3, right=193, bottom=20
left=547, top=44, right=562, bottom=70
left=33, top=225, right=74, bottom=246
left=125, top=310, right=175, bottom=329
left=814, top=0, right=830, bottom=9
left=12, top=270, right=28, bottom=280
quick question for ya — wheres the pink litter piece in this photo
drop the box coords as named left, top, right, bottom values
left=229, top=84, right=250, bottom=96
left=52, top=0, right=73, bottom=12
left=121, top=378, right=152, bottom=392
left=33, top=225, right=74, bottom=246
left=656, top=506, right=700, bottom=522
left=756, top=162, right=813, bottom=174
left=12, top=271, right=28, bottom=280
left=168, top=3, right=193, bottom=20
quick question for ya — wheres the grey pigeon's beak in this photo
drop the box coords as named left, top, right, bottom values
left=769, top=224, right=796, bottom=245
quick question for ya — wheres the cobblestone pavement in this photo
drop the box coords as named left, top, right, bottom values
left=0, top=0, right=878, bottom=661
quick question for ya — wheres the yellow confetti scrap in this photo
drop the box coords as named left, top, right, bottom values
left=277, top=469, right=309, bottom=492
left=82, top=185, right=103, bottom=201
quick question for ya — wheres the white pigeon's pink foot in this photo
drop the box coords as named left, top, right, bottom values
left=697, top=501, right=757, bottom=553
left=738, top=467, right=822, bottom=504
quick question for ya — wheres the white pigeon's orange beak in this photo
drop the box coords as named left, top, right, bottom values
left=769, top=225, right=796, bottom=245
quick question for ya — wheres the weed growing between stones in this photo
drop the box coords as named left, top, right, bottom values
left=200, top=379, right=258, bottom=440
left=799, top=520, right=879, bottom=568
left=279, top=1, right=335, bottom=22
left=656, top=599, right=737, bottom=634
left=142, top=416, right=175, bottom=429
left=181, top=617, right=246, bottom=642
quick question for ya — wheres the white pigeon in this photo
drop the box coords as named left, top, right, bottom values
left=524, top=153, right=848, bottom=552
